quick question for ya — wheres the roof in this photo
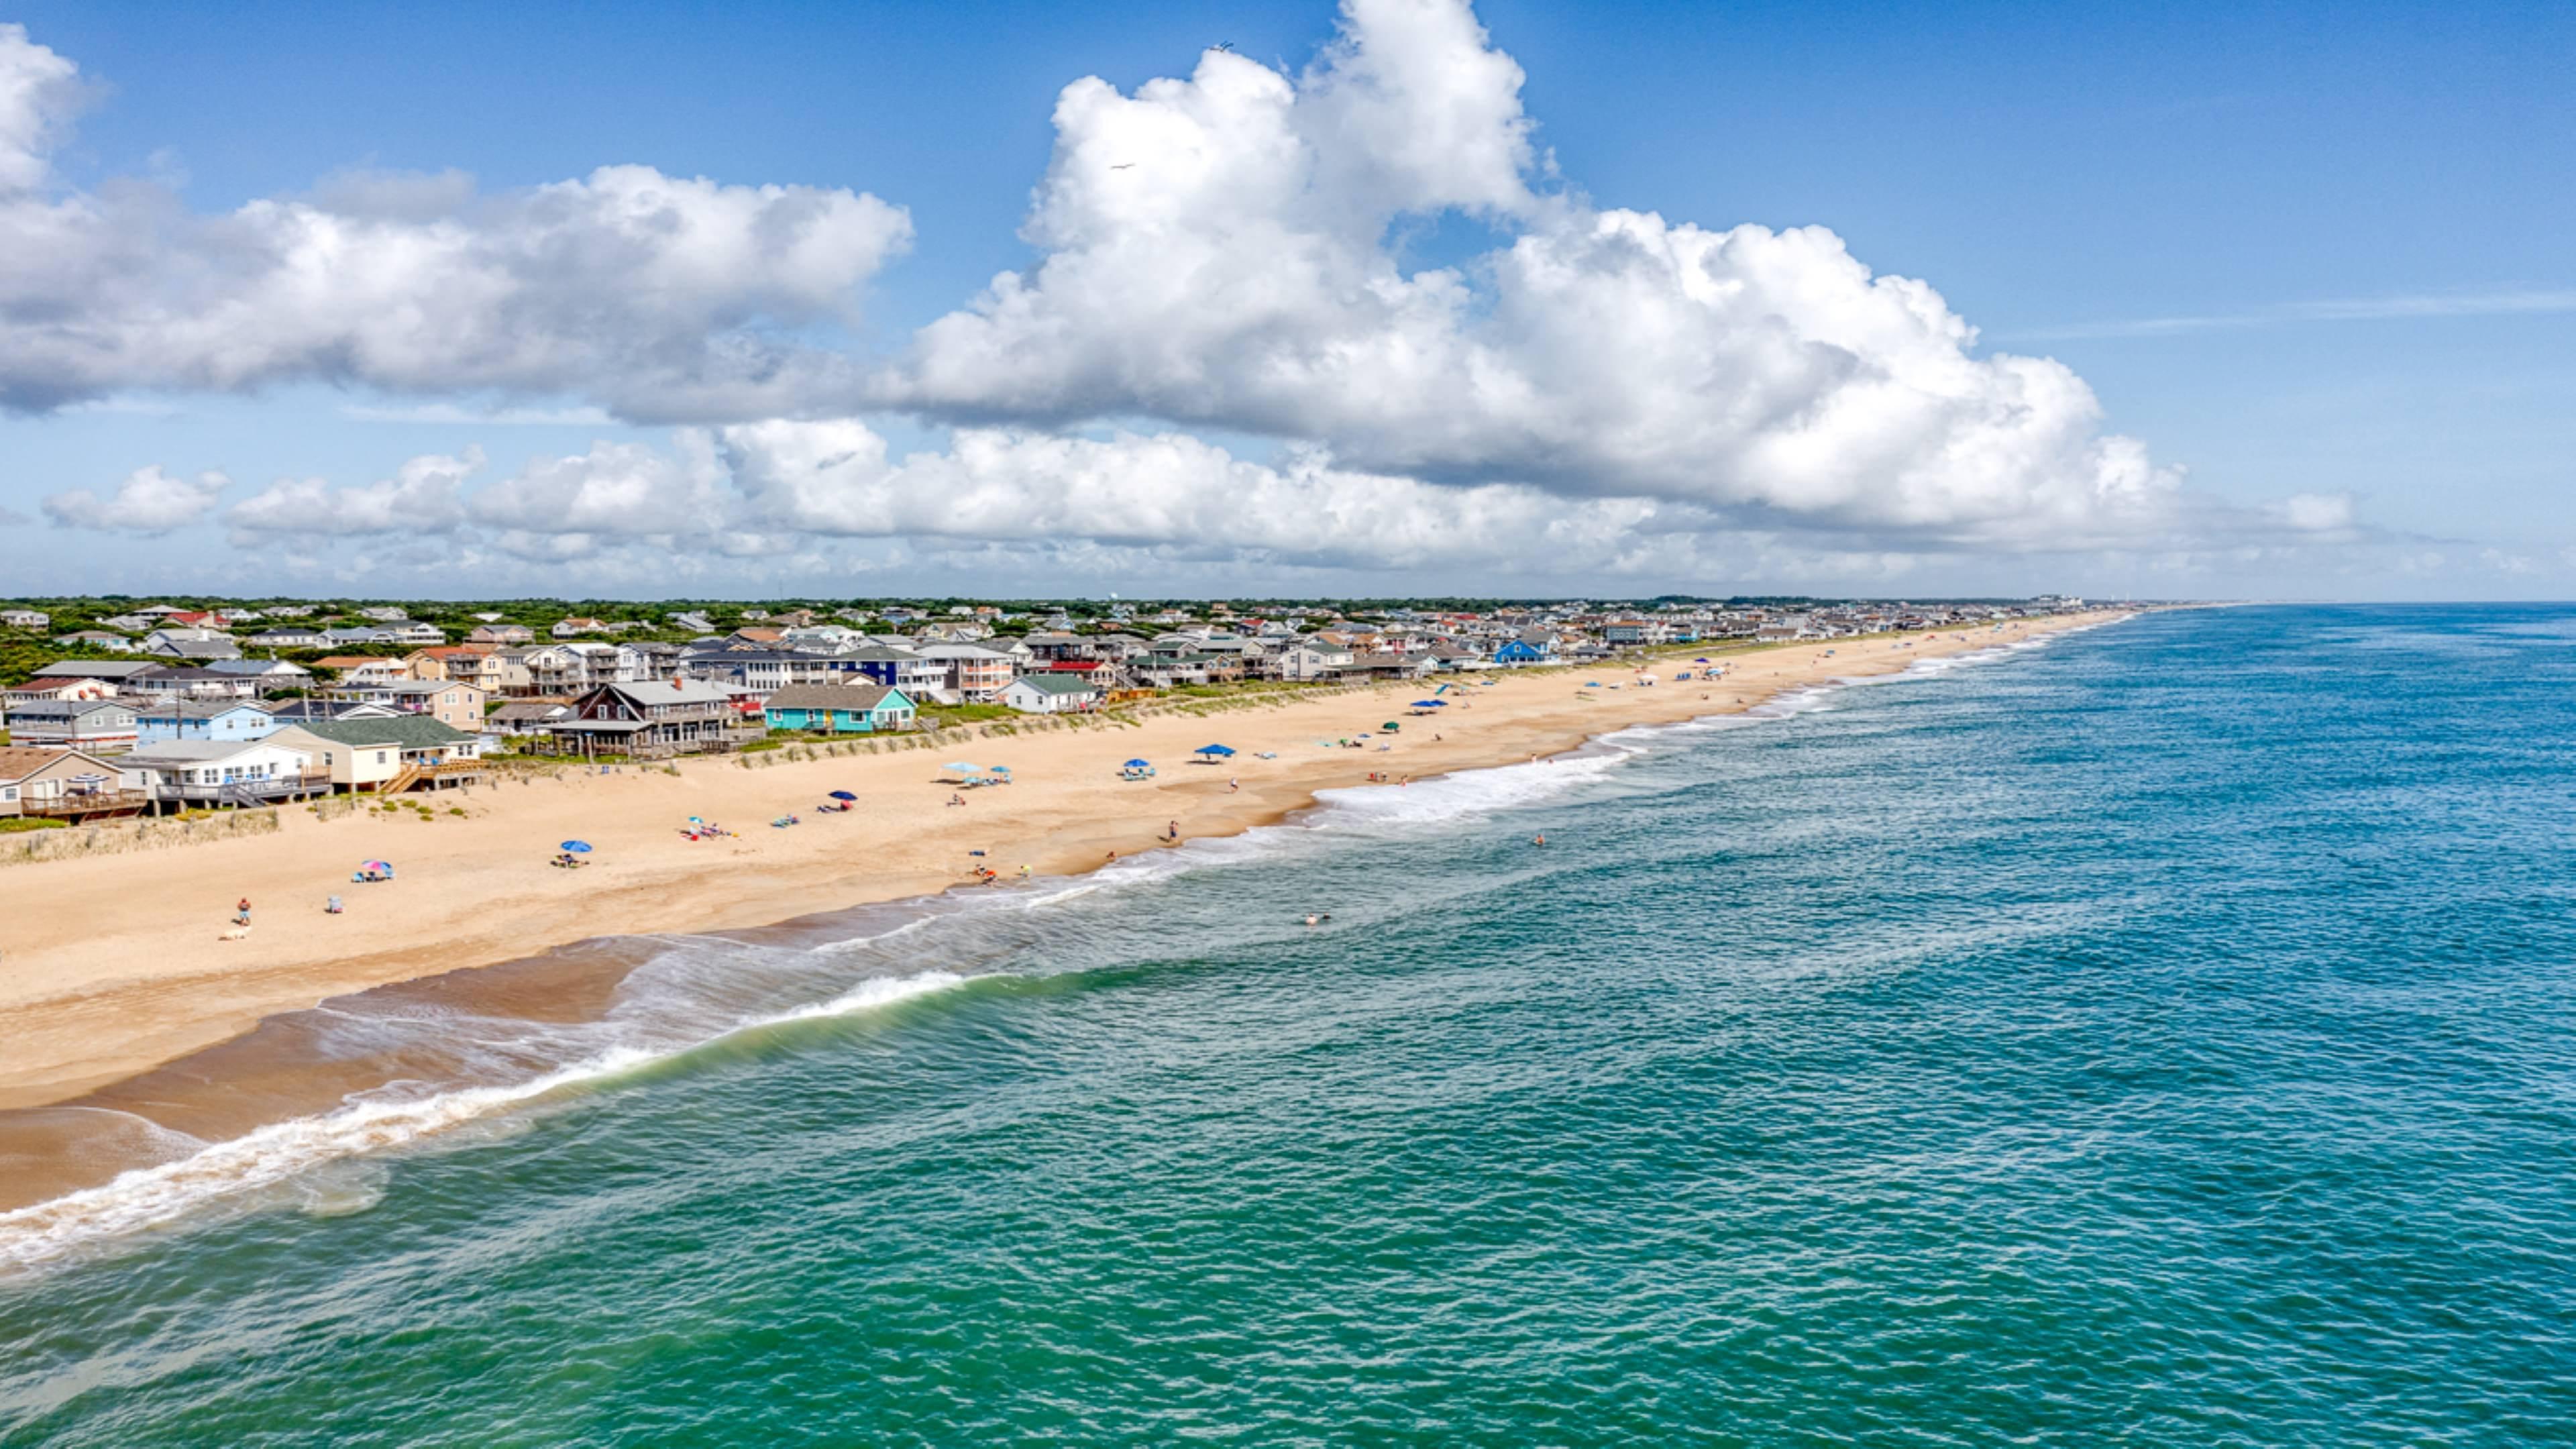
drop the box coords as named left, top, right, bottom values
left=201, top=658, right=309, bottom=675
left=124, top=739, right=297, bottom=765
left=592, top=679, right=737, bottom=706
left=1010, top=674, right=1102, bottom=696
left=761, top=684, right=910, bottom=712
left=315, top=655, right=399, bottom=668
left=0, top=747, right=119, bottom=782
left=5, top=698, right=129, bottom=719
left=36, top=659, right=156, bottom=679
left=138, top=698, right=274, bottom=719
left=272, top=716, right=477, bottom=749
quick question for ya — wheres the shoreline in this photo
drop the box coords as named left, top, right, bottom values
left=0, top=613, right=2128, bottom=1223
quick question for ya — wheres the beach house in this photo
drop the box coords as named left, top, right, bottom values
left=761, top=684, right=918, bottom=735
left=0, top=747, right=142, bottom=821
left=120, top=737, right=325, bottom=810
left=1001, top=674, right=1103, bottom=714
left=4, top=698, right=140, bottom=752
left=266, top=717, right=486, bottom=794
left=133, top=699, right=281, bottom=747
left=541, top=679, right=755, bottom=757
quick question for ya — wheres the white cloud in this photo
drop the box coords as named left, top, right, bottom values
left=468, top=433, right=731, bottom=542
left=227, top=447, right=485, bottom=537
left=0, top=26, right=910, bottom=416
left=720, top=418, right=1665, bottom=570
left=44, top=465, right=228, bottom=533
left=881, top=0, right=2184, bottom=548
left=0, top=23, right=78, bottom=194
left=2273, top=491, right=2357, bottom=534
left=2012, top=288, right=2576, bottom=341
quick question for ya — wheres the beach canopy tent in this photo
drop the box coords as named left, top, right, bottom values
left=828, top=790, right=857, bottom=801
left=561, top=841, right=592, bottom=853
left=1124, top=759, right=1150, bottom=769
left=945, top=762, right=983, bottom=773
left=1411, top=700, right=1445, bottom=708
left=1383, top=721, right=1403, bottom=731
left=1195, top=744, right=1236, bottom=758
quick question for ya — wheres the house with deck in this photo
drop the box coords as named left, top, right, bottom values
left=539, top=679, right=755, bottom=757
left=0, top=747, right=143, bottom=821
left=266, top=717, right=485, bottom=794
left=121, top=737, right=326, bottom=810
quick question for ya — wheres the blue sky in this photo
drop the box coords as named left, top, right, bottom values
left=3, top=0, right=2569, bottom=599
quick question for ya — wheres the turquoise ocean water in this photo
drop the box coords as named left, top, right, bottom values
left=3, top=604, right=2571, bottom=1445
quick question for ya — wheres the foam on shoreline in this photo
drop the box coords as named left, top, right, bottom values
left=0, top=619, right=2123, bottom=1273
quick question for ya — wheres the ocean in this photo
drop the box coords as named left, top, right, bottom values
left=3, top=604, right=2571, bottom=1446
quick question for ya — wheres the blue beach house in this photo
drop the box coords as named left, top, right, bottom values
left=133, top=699, right=282, bottom=747
left=761, top=684, right=917, bottom=735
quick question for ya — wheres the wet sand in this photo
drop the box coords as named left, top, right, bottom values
left=0, top=614, right=2127, bottom=1212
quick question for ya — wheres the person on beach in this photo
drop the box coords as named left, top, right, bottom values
left=1229, top=777, right=1239, bottom=792
left=1166, top=820, right=1181, bottom=841
left=235, top=898, right=252, bottom=926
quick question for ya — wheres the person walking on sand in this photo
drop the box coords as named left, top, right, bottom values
left=1229, top=777, right=1239, bottom=792
left=1166, top=820, right=1181, bottom=842
left=235, top=897, right=252, bottom=926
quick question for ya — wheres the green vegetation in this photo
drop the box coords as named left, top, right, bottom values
left=0, top=816, right=69, bottom=833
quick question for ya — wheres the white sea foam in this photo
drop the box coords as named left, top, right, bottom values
left=0, top=625, right=2091, bottom=1271
left=0, top=969, right=963, bottom=1274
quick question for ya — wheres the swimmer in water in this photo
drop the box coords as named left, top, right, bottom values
left=1532, top=834, right=1546, bottom=846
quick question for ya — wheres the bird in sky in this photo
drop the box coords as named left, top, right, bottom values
left=1213, top=40, right=1234, bottom=52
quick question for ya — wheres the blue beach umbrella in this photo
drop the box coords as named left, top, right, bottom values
left=828, top=790, right=857, bottom=801
left=1196, top=743, right=1236, bottom=757
left=560, top=840, right=592, bottom=853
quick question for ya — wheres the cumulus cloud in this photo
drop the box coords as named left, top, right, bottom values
left=227, top=447, right=485, bottom=537
left=0, top=22, right=79, bottom=193
left=720, top=419, right=1666, bottom=570
left=7, top=1, right=2364, bottom=584
left=44, top=465, right=228, bottom=533
left=0, top=27, right=910, bottom=416
left=883, top=0, right=2184, bottom=547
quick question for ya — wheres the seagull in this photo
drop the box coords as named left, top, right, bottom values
left=1214, top=40, right=1234, bottom=52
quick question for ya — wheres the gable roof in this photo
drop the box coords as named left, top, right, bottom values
left=761, top=684, right=910, bottom=712
left=1009, top=673, right=1101, bottom=696
left=36, top=659, right=157, bottom=680
left=274, top=716, right=477, bottom=749
left=138, top=698, right=275, bottom=720
left=0, top=747, right=122, bottom=782
left=590, top=678, right=737, bottom=707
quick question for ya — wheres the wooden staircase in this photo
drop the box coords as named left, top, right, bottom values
left=380, top=763, right=424, bottom=795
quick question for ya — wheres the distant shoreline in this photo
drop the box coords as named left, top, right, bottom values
left=0, top=611, right=2129, bottom=1227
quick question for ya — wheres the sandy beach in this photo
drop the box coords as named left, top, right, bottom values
left=0, top=613, right=2125, bottom=1138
